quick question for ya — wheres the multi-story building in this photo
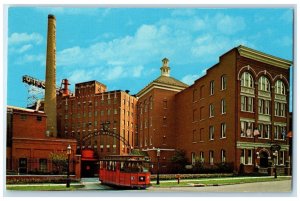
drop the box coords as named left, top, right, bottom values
left=136, top=58, right=188, bottom=173
left=57, top=80, right=138, bottom=158
left=175, top=45, right=292, bottom=173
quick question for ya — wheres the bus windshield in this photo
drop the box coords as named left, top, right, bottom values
left=120, top=161, right=149, bottom=173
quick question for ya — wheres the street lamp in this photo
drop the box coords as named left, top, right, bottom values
left=273, top=150, right=278, bottom=179
left=66, top=144, right=72, bottom=188
left=156, top=148, right=160, bottom=185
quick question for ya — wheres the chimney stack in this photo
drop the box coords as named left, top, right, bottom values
left=44, top=14, right=57, bottom=137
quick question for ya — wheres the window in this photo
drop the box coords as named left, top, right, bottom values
left=209, top=104, right=214, bottom=117
left=144, top=119, right=147, bottom=128
left=221, top=123, right=226, bottom=138
left=107, top=109, right=110, bottom=115
left=210, top=81, right=215, bottom=95
left=240, top=149, right=245, bottom=164
left=241, top=72, right=254, bottom=88
left=209, top=126, right=214, bottom=140
left=101, top=110, right=104, bottom=116
left=149, top=96, right=153, bottom=109
left=258, top=76, right=270, bottom=92
left=114, top=109, right=118, bottom=114
left=258, top=124, right=270, bottom=139
left=36, top=116, right=42, bottom=121
left=200, top=85, right=204, bottom=99
left=280, top=103, right=286, bottom=117
left=241, top=121, right=253, bottom=137
left=193, top=109, right=197, bottom=122
left=199, top=128, right=204, bottom=141
left=221, top=75, right=227, bottom=90
left=221, top=99, right=226, bottom=114
left=200, top=107, right=204, bottom=120
left=258, top=99, right=263, bottom=114
left=247, top=97, right=253, bottom=112
left=247, top=150, right=252, bottom=165
left=275, top=102, right=280, bottom=116
left=209, top=151, right=214, bottom=165
left=221, top=149, right=226, bottom=163
left=39, top=159, right=47, bottom=172
left=275, top=80, right=286, bottom=95
left=265, top=100, right=270, bottom=115
left=150, top=117, right=152, bottom=127
left=193, top=89, right=197, bottom=102
left=65, top=114, right=68, bottom=120
left=241, top=96, right=247, bottom=111
left=200, top=151, right=204, bottom=163
left=191, top=152, right=196, bottom=165
left=192, top=129, right=196, bottom=142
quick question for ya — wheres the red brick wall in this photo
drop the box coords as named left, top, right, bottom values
left=12, top=111, right=47, bottom=139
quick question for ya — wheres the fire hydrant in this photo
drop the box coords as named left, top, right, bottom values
left=176, top=174, right=181, bottom=184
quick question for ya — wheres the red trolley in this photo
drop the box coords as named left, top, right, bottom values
left=99, top=155, right=151, bottom=189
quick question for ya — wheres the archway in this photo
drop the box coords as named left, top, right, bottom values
left=259, top=151, right=269, bottom=167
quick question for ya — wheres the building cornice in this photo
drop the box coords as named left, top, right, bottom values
left=237, top=45, right=293, bottom=70
left=137, top=82, right=186, bottom=98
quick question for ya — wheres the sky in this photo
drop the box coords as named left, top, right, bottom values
left=6, top=6, right=294, bottom=109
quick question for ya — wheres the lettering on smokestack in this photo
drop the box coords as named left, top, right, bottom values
left=44, top=14, right=57, bottom=137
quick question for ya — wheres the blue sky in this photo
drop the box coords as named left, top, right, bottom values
left=7, top=7, right=294, bottom=109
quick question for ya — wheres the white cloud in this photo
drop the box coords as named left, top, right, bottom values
left=9, top=44, right=33, bottom=54
left=215, top=14, right=246, bottom=35
left=104, top=66, right=125, bottom=81
left=132, top=66, right=144, bottom=77
left=181, top=74, right=199, bottom=85
left=8, top=32, right=43, bottom=46
left=15, top=54, right=45, bottom=65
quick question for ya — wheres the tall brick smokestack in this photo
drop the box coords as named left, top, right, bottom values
left=44, top=14, right=57, bottom=137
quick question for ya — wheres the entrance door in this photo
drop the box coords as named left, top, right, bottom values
left=19, top=158, right=27, bottom=174
left=259, top=152, right=269, bottom=167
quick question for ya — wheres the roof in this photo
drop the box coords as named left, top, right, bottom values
left=7, top=105, right=45, bottom=114
left=237, top=45, right=293, bottom=69
left=136, top=75, right=188, bottom=97
left=153, top=75, right=189, bottom=88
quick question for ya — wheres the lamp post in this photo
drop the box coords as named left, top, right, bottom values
left=273, top=150, right=278, bottom=179
left=66, top=144, right=71, bottom=188
left=156, top=148, right=160, bottom=185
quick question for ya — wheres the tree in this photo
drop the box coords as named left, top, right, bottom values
left=49, top=152, right=68, bottom=174
left=171, top=149, right=189, bottom=173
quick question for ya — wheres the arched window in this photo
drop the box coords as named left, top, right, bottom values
left=275, top=80, right=286, bottom=95
left=258, top=76, right=270, bottom=92
left=241, top=72, right=254, bottom=88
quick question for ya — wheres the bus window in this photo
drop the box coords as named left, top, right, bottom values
left=142, top=162, right=149, bottom=172
left=120, top=161, right=124, bottom=171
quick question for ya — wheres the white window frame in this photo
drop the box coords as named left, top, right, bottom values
left=221, top=99, right=226, bottom=114
left=191, top=152, right=196, bottom=165
left=209, top=126, right=214, bottom=140
left=210, top=80, right=215, bottom=95
left=240, top=149, right=245, bottom=164
left=221, top=149, right=226, bottom=163
left=241, top=72, right=254, bottom=88
left=209, top=151, right=214, bottom=165
left=221, top=75, right=227, bottom=90
left=247, top=149, right=253, bottom=165
left=209, top=104, right=214, bottom=117
left=259, top=76, right=270, bottom=92
left=275, top=80, right=286, bottom=95
left=221, top=123, right=226, bottom=138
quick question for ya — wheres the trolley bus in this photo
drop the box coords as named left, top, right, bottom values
left=99, top=155, right=151, bottom=189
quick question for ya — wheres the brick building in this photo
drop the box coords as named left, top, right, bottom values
left=136, top=58, right=188, bottom=172
left=6, top=106, right=77, bottom=174
left=175, top=45, right=292, bottom=174
left=56, top=80, right=138, bottom=158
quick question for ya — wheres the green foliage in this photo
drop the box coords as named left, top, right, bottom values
left=49, top=152, right=68, bottom=174
left=170, top=149, right=189, bottom=173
